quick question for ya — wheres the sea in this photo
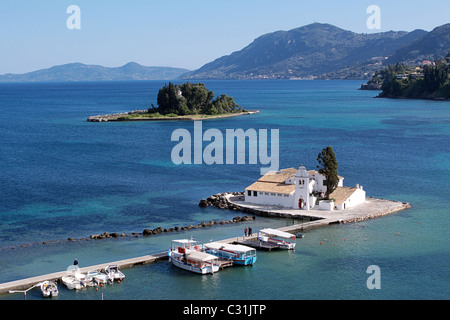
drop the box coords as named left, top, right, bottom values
left=0, top=80, right=449, bottom=301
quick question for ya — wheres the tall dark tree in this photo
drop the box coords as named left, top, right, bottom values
left=155, top=82, right=242, bottom=115
left=179, top=82, right=215, bottom=114
left=423, top=65, right=448, bottom=93
left=317, top=146, right=339, bottom=199
left=157, top=82, right=184, bottom=115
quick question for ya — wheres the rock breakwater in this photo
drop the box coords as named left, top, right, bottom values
left=79, top=213, right=255, bottom=241
left=199, top=192, right=244, bottom=211
left=4, top=214, right=256, bottom=251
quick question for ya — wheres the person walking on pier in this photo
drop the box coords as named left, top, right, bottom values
left=244, top=227, right=248, bottom=237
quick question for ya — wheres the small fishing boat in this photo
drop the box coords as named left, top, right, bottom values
left=204, top=242, right=257, bottom=266
left=258, top=228, right=296, bottom=250
left=61, top=274, right=84, bottom=290
left=87, top=270, right=112, bottom=284
left=75, top=271, right=95, bottom=287
left=105, top=265, right=125, bottom=282
left=38, top=281, right=59, bottom=297
left=61, top=265, right=94, bottom=289
left=168, top=239, right=220, bottom=274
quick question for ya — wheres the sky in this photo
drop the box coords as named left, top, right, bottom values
left=0, top=0, right=449, bottom=74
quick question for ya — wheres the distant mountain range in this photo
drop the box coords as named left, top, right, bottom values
left=0, top=62, right=190, bottom=82
left=2, top=22, right=449, bottom=82
left=184, top=22, right=450, bottom=80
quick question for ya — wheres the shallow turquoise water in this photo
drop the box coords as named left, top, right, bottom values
left=0, top=80, right=449, bottom=300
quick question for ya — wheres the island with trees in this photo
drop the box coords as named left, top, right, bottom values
left=360, top=53, right=450, bottom=100
left=87, top=82, right=258, bottom=122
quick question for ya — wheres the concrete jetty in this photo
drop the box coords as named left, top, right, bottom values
left=0, top=252, right=169, bottom=295
left=0, top=196, right=411, bottom=296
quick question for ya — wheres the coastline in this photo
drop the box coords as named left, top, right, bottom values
left=87, top=110, right=260, bottom=122
left=375, top=94, right=450, bottom=101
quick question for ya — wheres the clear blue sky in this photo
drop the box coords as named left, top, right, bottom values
left=0, top=0, right=449, bottom=74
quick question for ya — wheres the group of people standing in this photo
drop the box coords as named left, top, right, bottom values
left=244, top=226, right=253, bottom=237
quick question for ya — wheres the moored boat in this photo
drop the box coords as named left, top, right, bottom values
left=61, top=265, right=94, bottom=289
left=204, top=242, right=257, bottom=265
left=75, top=270, right=95, bottom=287
left=61, top=274, right=84, bottom=290
left=38, top=281, right=59, bottom=297
left=105, top=265, right=125, bottom=282
left=258, top=228, right=296, bottom=250
left=168, top=239, right=220, bottom=274
left=87, top=270, right=112, bottom=284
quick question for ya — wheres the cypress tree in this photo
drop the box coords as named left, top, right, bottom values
left=317, top=146, right=339, bottom=199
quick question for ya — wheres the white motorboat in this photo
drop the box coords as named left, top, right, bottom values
left=258, top=228, right=297, bottom=250
left=75, top=271, right=95, bottom=287
left=61, top=265, right=94, bottom=289
left=61, top=274, right=84, bottom=290
left=105, top=265, right=125, bottom=282
left=38, top=281, right=59, bottom=297
left=87, top=270, right=112, bottom=284
left=168, top=239, right=220, bottom=274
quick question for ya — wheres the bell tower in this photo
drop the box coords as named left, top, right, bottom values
left=294, top=165, right=310, bottom=210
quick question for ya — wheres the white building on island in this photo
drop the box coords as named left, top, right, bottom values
left=244, top=166, right=366, bottom=211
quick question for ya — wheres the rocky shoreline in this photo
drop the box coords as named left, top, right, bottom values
left=86, top=110, right=148, bottom=122
left=359, top=83, right=382, bottom=90
left=199, top=192, right=244, bottom=211
left=87, top=110, right=259, bottom=122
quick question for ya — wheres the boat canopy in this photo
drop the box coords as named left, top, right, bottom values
left=187, top=251, right=218, bottom=262
left=106, top=265, right=118, bottom=271
left=259, top=228, right=296, bottom=240
left=205, top=242, right=255, bottom=253
left=172, top=239, right=198, bottom=244
left=171, top=239, right=200, bottom=250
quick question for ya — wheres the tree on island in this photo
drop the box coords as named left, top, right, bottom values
left=317, top=146, right=339, bottom=199
left=154, top=82, right=243, bottom=116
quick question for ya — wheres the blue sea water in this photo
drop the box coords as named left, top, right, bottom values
left=0, top=80, right=449, bottom=300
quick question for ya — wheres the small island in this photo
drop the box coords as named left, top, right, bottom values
left=199, top=147, right=411, bottom=225
left=87, top=82, right=259, bottom=122
left=360, top=53, right=450, bottom=100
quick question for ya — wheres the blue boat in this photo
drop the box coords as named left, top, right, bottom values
left=204, top=242, right=257, bottom=266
